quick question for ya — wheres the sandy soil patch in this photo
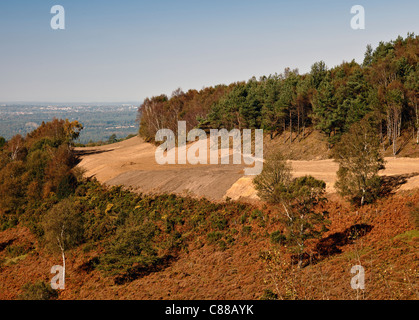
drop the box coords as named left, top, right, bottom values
left=76, top=137, right=419, bottom=201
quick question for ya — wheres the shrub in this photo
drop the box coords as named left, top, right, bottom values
left=98, top=223, right=159, bottom=275
left=242, top=225, right=252, bottom=236
left=19, top=281, right=58, bottom=300
left=332, top=119, right=385, bottom=206
left=253, top=151, right=291, bottom=203
left=270, top=231, right=286, bottom=244
left=207, top=231, right=224, bottom=244
left=260, top=289, right=278, bottom=300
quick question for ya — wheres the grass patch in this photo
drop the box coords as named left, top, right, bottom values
left=393, top=230, right=419, bottom=241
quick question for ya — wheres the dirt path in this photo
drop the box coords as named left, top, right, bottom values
left=76, top=137, right=419, bottom=201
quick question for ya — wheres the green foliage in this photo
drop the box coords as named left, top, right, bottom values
left=333, top=118, right=385, bottom=206
left=279, top=175, right=328, bottom=265
left=260, top=289, right=279, bottom=300
left=6, top=244, right=33, bottom=258
left=19, top=281, right=58, bottom=300
left=42, top=199, right=84, bottom=253
left=99, top=222, right=159, bottom=275
left=0, top=137, right=5, bottom=149
left=210, top=212, right=228, bottom=230
left=207, top=231, right=224, bottom=244
left=254, top=151, right=328, bottom=265
left=107, top=134, right=118, bottom=144
left=253, top=151, right=292, bottom=203
left=137, top=34, right=418, bottom=154
left=270, top=230, right=286, bottom=244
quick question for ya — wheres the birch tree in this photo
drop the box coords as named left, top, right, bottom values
left=333, top=119, right=386, bottom=206
left=43, top=199, right=84, bottom=289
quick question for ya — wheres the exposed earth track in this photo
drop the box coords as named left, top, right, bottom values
left=76, top=136, right=419, bottom=201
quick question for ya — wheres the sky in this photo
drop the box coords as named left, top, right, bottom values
left=0, top=0, right=418, bottom=103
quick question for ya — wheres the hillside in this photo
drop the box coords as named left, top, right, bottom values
left=1, top=189, right=418, bottom=300
left=0, top=119, right=418, bottom=301
left=0, top=33, right=418, bottom=301
left=75, top=134, right=419, bottom=200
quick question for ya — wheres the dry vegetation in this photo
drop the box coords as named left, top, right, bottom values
left=0, top=189, right=417, bottom=300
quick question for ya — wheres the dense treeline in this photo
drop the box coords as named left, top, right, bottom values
left=137, top=85, right=236, bottom=141
left=0, top=118, right=83, bottom=228
left=137, top=34, right=419, bottom=154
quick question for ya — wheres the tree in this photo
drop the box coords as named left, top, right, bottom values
left=108, top=134, right=117, bottom=144
left=333, top=119, right=386, bottom=206
left=312, top=74, right=338, bottom=145
left=43, top=199, right=84, bottom=288
left=405, top=68, right=419, bottom=144
left=385, top=81, right=405, bottom=156
left=253, top=152, right=328, bottom=267
left=0, top=137, right=5, bottom=149
left=278, top=69, right=299, bottom=143
left=310, top=61, right=328, bottom=89
left=7, top=134, right=27, bottom=161
left=253, top=151, right=292, bottom=204
left=363, top=44, right=374, bottom=67
left=19, top=281, right=58, bottom=300
left=280, top=176, right=327, bottom=267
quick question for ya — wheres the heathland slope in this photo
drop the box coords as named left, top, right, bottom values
left=76, top=134, right=419, bottom=201
left=1, top=189, right=418, bottom=300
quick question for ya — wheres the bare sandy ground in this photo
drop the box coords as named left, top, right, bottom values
left=76, top=137, right=419, bottom=201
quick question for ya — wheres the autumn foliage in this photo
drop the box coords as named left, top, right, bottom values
left=138, top=34, right=419, bottom=151
left=0, top=118, right=83, bottom=228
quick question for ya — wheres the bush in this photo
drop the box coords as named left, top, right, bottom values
left=253, top=151, right=291, bottom=203
left=0, top=136, right=5, bottom=149
left=242, top=225, right=252, bottom=236
left=98, top=223, right=159, bottom=275
left=207, top=231, right=224, bottom=244
left=332, top=119, right=385, bottom=206
left=6, top=244, right=33, bottom=258
left=260, top=289, right=278, bottom=300
left=19, top=281, right=58, bottom=300
left=270, top=231, right=286, bottom=244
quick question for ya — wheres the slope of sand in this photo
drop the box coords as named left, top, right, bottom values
left=76, top=137, right=419, bottom=201
left=76, top=136, right=247, bottom=200
left=225, top=158, right=419, bottom=200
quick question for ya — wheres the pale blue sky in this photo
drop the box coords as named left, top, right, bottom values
left=0, top=0, right=418, bottom=103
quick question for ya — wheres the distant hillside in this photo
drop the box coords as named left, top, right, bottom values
left=0, top=104, right=138, bottom=144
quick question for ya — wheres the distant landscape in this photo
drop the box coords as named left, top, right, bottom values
left=0, top=103, right=139, bottom=144
left=1, top=34, right=418, bottom=301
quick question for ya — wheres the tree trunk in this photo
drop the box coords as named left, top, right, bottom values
left=289, top=111, right=292, bottom=144
left=61, top=248, right=66, bottom=289
left=297, top=109, right=300, bottom=140
left=415, top=100, right=419, bottom=144
left=393, top=113, right=398, bottom=157
left=387, top=112, right=392, bottom=146
left=398, top=116, right=402, bottom=137
left=283, top=119, right=286, bottom=143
